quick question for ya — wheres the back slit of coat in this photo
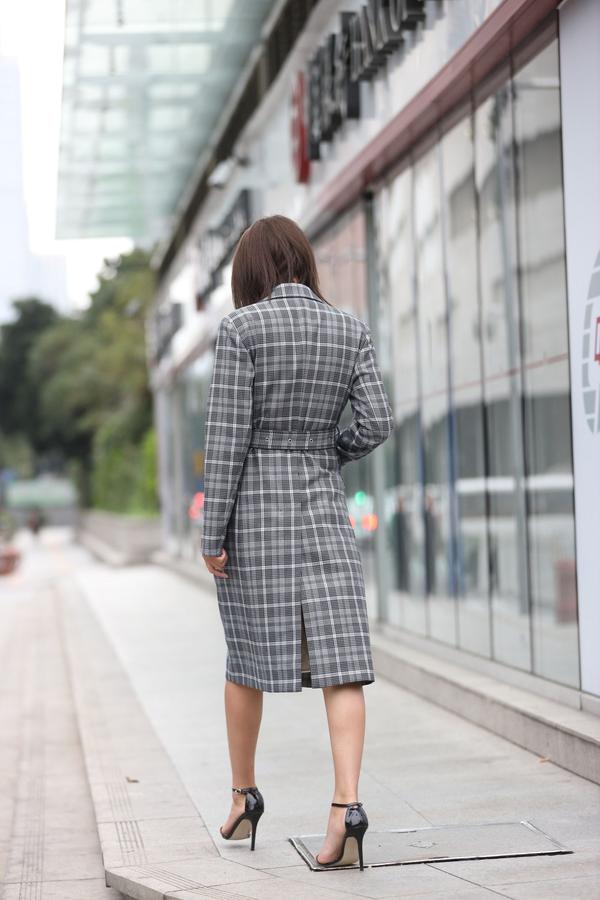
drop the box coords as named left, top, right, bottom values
left=300, top=605, right=312, bottom=688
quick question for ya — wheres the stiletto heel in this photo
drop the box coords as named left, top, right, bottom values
left=356, top=829, right=365, bottom=871
left=219, top=786, right=264, bottom=850
left=250, top=815, right=259, bottom=851
left=315, top=801, right=369, bottom=870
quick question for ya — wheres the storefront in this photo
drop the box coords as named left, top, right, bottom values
left=151, top=0, right=599, bottom=709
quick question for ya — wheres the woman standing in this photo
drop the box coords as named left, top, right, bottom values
left=201, top=215, right=394, bottom=869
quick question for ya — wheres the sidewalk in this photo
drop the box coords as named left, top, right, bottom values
left=2, top=529, right=600, bottom=900
left=0, top=529, right=122, bottom=900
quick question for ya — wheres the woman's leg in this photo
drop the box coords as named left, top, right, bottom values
left=221, top=679, right=263, bottom=834
left=317, top=683, right=366, bottom=862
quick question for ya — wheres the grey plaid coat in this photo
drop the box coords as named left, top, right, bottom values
left=201, top=282, right=394, bottom=692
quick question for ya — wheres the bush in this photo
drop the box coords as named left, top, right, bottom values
left=91, top=426, right=158, bottom=515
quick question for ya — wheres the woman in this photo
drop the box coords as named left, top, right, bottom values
left=201, top=215, right=394, bottom=869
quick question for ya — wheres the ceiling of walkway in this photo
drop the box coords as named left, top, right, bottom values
left=56, top=0, right=275, bottom=241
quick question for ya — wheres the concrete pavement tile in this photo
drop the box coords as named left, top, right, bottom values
left=9, top=825, right=103, bottom=852
left=431, top=845, right=599, bottom=885
left=249, top=862, right=489, bottom=899
left=518, top=814, right=600, bottom=849
left=106, top=860, right=269, bottom=900
left=210, top=871, right=373, bottom=899
left=160, top=856, right=275, bottom=885
left=217, top=839, right=305, bottom=869
left=107, top=867, right=166, bottom=900
left=5, top=846, right=109, bottom=883
left=494, top=874, right=600, bottom=899
left=91, top=778, right=199, bottom=823
left=84, top=749, right=179, bottom=786
left=98, top=815, right=217, bottom=868
left=210, top=868, right=507, bottom=899
left=2, top=878, right=122, bottom=899
left=166, top=890, right=270, bottom=900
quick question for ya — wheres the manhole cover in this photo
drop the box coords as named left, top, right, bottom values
left=289, top=820, right=572, bottom=871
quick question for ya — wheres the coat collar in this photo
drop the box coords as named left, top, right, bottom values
left=268, top=282, right=326, bottom=303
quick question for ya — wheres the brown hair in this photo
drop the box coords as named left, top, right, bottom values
left=231, top=214, right=329, bottom=308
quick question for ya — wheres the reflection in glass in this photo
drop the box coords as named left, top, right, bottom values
left=374, top=27, right=578, bottom=689
left=313, top=208, right=378, bottom=615
left=441, top=113, right=492, bottom=657
left=414, top=146, right=456, bottom=645
left=314, top=209, right=368, bottom=318
left=181, top=356, right=212, bottom=558
left=475, top=70, right=532, bottom=670
left=512, top=39, right=579, bottom=686
left=378, top=168, right=427, bottom=634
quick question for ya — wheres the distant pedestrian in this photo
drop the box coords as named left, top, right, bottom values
left=201, top=215, right=394, bottom=869
left=27, top=506, right=45, bottom=536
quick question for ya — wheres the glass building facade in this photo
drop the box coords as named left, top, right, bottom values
left=150, top=4, right=595, bottom=702
left=376, top=27, right=579, bottom=689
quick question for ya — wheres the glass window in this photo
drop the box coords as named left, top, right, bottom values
left=441, top=111, right=492, bottom=657
left=414, top=144, right=456, bottom=645
left=374, top=21, right=578, bottom=689
left=378, top=167, right=427, bottom=634
left=474, top=66, right=532, bottom=670
left=512, top=38, right=579, bottom=686
left=313, top=208, right=378, bottom=616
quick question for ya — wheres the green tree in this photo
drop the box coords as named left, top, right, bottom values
left=27, top=249, right=158, bottom=512
left=0, top=297, right=59, bottom=451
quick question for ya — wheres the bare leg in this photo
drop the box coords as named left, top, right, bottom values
left=220, top=679, right=263, bottom=834
left=316, top=683, right=365, bottom=863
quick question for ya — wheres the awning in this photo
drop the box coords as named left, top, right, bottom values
left=56, top=0, right=275, bottom=242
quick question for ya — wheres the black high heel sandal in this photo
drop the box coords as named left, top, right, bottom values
left=315, top=801, right=369, bottom=870
left=219, top=786, right=264, bottom=851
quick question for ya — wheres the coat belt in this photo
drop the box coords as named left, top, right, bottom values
left=249, top=427, right=339, bottom=450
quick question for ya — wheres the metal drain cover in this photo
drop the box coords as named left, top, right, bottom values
left=289, top=820, right=572, bottom=871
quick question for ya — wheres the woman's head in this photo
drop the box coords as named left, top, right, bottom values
left=231, top=215, right=326, bottom=308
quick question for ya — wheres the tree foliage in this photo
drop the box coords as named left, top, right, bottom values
left=0, top=249, right=159, bottom=514
left=0, top=297, right=59, bottom=446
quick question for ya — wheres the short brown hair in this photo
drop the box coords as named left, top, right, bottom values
left=231, top=215, right=328, bottom=308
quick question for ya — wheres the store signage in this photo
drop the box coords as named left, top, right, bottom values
left=581, top=258, right=600, bottom=433
left=291, top=71, right=311, bottom=183
left=300, top=0, right=426, bottom=170
left=197, top=189, right=252, bottom=295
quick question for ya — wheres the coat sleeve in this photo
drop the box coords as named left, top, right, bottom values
left=335, top=323, right=394, bottom=467
left=201, top=317, right=254, bottom=556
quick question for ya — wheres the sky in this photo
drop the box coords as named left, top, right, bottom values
left=0, top=0, right=132, bottom=312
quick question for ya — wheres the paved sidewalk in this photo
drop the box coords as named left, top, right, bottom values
left=0, top=529, right=123, bottom=900
left=3, top=529, right=600, bottom=900
left=63, top=537, right=600, bottom=900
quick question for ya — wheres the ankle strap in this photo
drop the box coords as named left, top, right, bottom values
left=331, top=801, right=362, bottom=808
left=232, top=786, right=257, bottom=794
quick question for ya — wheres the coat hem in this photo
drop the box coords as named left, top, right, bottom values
left=224, top=671, right=375, bottom=692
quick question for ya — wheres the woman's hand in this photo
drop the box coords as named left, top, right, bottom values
left=203, top=548, right=229, bottom=578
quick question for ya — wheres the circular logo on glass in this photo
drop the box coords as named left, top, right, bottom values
left=582, top=250, right=600, bottom=434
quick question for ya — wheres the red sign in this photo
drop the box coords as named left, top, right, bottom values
left=291, top=71, right=310, bottom=184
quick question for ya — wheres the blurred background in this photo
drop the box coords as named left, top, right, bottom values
left=1, top=0, right=599, bottom=712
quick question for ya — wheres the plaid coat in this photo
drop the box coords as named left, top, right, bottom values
left=201, top=282, right=394, bottom=692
